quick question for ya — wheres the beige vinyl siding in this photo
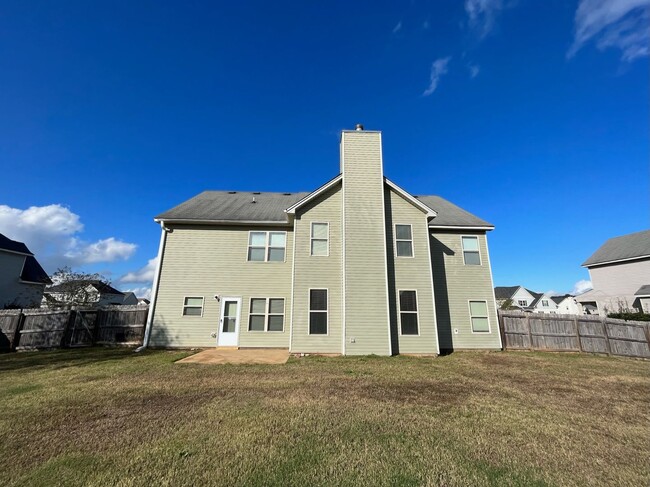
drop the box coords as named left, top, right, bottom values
left=385, top=188, right=438, bottom=354
left=291, top=184, right=343, bottom=353
left=341, top=131, right=391, bottom=355
left=588, top=259, right=650, bottom=313
left=151, top=225, right=293, bottom=348
left=430, top=231, right=501, bottom=350
left=0, top=252, right=44, bottom=308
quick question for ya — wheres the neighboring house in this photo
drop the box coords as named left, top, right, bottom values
left=494, top=286, right=538, bottom=310
left=634, top=285, right=650, bottom=314
left=527, top=292, right=559, bottom=314
left=145, top=127, right=502, bottom=355
left=44, top=280, right=137, bottom=307
left=0, top=233, right=52, bottom=308
left=576, top=229, right=650, bottom=315
left=137, top=298, right=151, bottom=306
left=551, top=294, right=583, bottom=315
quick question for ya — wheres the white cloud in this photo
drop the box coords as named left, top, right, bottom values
left=423, top=57, right=451, bottom=96
left=120, top=257, right=158, bottom=283
left=465, top=0, right=508, bottom=39
left=572, top=279, right=593, bottom=295
left=392, top=21, right=403, bottom=34
left=468, top=63, right=481, bottom=78
left=124, top=286, right=152, bottom=300
left=0, top=204, right=137, bottom=271
left=568, top=0, right=650, bottom=61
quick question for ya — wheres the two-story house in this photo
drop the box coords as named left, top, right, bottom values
left=144, top=127, right=502, bottom=355
left=0, top=233, right=51, bottom=308
left=576, top=229, right=650, bottom=315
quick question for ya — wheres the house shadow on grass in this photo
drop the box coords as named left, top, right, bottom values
left=0, top=347, right=141, bottom=372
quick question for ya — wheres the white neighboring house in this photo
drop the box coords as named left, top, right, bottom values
left=551, top=295, right=584, bottom=315
left=44, top=280, right=139, bottom=308
left=528, top=293, right=560, bottom=314
left=577, top=229, right=650, bottom=315
left=494, top=286, right=537, bottom=309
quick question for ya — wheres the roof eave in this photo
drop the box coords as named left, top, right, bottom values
left=154, top=218, right=291, bottom=226
left=428, top=224, right=495, bottom=231
left=285, top=174, right=342, bottom=215
left=384, top=178, right=437, bottom=218
left=582, top=254, right=650, bottom=268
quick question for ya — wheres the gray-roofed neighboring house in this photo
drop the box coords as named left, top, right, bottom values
left=0, top=233, right=52, bottom=308
left=577, top=229, right=650, bottom=315
left=145, top=126, right=502, bottom=354
left=44, top=280, right=134, bottom=308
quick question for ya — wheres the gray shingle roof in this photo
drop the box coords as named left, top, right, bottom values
left=0, top=233, right=32, bottom=255
left=583, top=229, right=650, bottom=267
left=494, top=286, right=520, bottom=299
left=156, top=182, right=492, bottom=228
left=156, top=191, right=310, bottom=223
left=21, top=256, right=52, bottom=284
left=635, top=285, right=650, bottom=296
left=47, top=280, right=123, bottom=295
left=416, top=195, right=493, bottom=227
left=551, top=294, right=573, bottom=305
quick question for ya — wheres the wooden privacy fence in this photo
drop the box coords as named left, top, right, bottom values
left=0, top=306, right=148, bottom=352
left=499, top=310, right=650, bottom=359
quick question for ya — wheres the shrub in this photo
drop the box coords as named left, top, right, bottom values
left=607, top=312, right=650, bottom=322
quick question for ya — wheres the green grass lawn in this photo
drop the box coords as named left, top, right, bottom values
left=0, top=349, right=648, bottom=487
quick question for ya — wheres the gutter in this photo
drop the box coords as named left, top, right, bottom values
left=136, top=221, right=170, bottom=352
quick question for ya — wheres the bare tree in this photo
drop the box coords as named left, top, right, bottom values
left=44, top=267, right=112, bottom=309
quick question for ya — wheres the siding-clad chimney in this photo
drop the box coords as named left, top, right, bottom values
left=341, top=129, right=391, bottom=355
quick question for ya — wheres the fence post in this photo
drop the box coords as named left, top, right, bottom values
left=526, top=313, right=533, bottom=351
left=62, top=310, right=76, bottom=348
left=601, top=316, right=611, bottom=356
left=11, top=311, right=26, bottom=351
left=93, top=309, right=104, bottom=345
left=574, top=315, right=583, bottom=352
left=498, top=310, right=506, bottom=350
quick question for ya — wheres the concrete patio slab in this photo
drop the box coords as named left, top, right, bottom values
left=176, top=348, right=289, bottom=365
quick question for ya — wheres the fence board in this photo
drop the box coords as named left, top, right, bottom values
left=0, top=310, right=23, bottom=352
left=498, top=310, right=650, bottom=359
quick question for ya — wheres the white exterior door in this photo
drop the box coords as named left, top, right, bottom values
left=218, top=297, right=241, bottom=347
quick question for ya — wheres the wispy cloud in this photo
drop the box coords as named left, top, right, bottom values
left=465, top=0, right=509, bottom=39
left=0, top=204, right=136, bottom=272
left=120, top=257, right=158, bottom=283
left=423, top=57, right=451, bottom=96
left=572, top=279, right=593, bottom=295
left=392, top=21, right=403, bottom=34
left=468, top=63, right=481, bottom=78
left=568, top=0, right=650, bottom=61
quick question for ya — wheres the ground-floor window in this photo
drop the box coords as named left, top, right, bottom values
left=399, top=290, right=419, bottom=335
left=469, top=300, right=490, bottom=333
left=248, top=298, right=285, bottom=332
left=309, top=289, right=328, bottom=334
left=182, top=297, right=204, bottom=316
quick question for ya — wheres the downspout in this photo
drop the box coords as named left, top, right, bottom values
left=135, top=221, right=170, bottom=352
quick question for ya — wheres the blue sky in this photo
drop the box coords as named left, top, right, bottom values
left=0, top=0, right=648, bottom=298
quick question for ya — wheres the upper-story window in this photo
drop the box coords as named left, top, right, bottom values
left=542, top=300, right=549, bottom=307
left=310, top=223, right=329, bottom=256
left=248, top=231, right=286, bottom=262
left=518, top=300, right=527, bottom=306
left=461, top=236, right=481, bottom=265
left=395, top=224, right=413, bottom=257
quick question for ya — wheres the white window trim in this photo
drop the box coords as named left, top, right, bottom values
left=461, top=235, right=482, bottom=266
left=308, top=288, right=329, bottom=336
left=468, top=299, right=491, bottom=334
left=182, top=296, right=204, bottom=317
left=542, top=300, right=549, bottom=307
left=246, top=231, right=287, bottom=263
left=395, top=223, right=414, bottom=258
left=310, top=222, right=330, bottom=257
left=398, top=289, right=420, bottom=336
left=518, top=300, right=528, bottom=306
left=248, top=297, right=285, bottom=332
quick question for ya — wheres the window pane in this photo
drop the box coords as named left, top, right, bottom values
left=184, top=297, right=203, bottom=306
left=269, top=298, right=284, bottom=314
left=462, top=236, right=479, bottom=251
left=311, top=239, right=328, bottom=256
left=223, top=301, right=237, bottom=318
left=183, top=307, right=202, bottom=316
left=250, top=298, right=266, bottom=314
left=312, top=223, right=328, bottom=239
left=396, top=241, right=413, bottom=257
left=268, top=247, right=285, bottom=261
left=310, top=289, right=327, bottom=311
left=399, top=291, right=418, bottom=312
left=248, top=247, right=265, bottom=261
left=222, top=317, right=236, bottom=333
left=249, top=315, right=265, bottom=331
left=269, top=232, right=286, bottom=247
left=268, top=315, right=284, bottom=331
left=470, top=301, right=488, bottom=317
left=472, top=317, right=490, bottom=332
left=464, top=251, right=480, bottom=265
left=401, top=313, right=418, bottom=335
left=396, top=224, right=412, bottom=240
left=309, top=312, right=327, bottom=334
left=249, top=232, right=266, bottom=246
